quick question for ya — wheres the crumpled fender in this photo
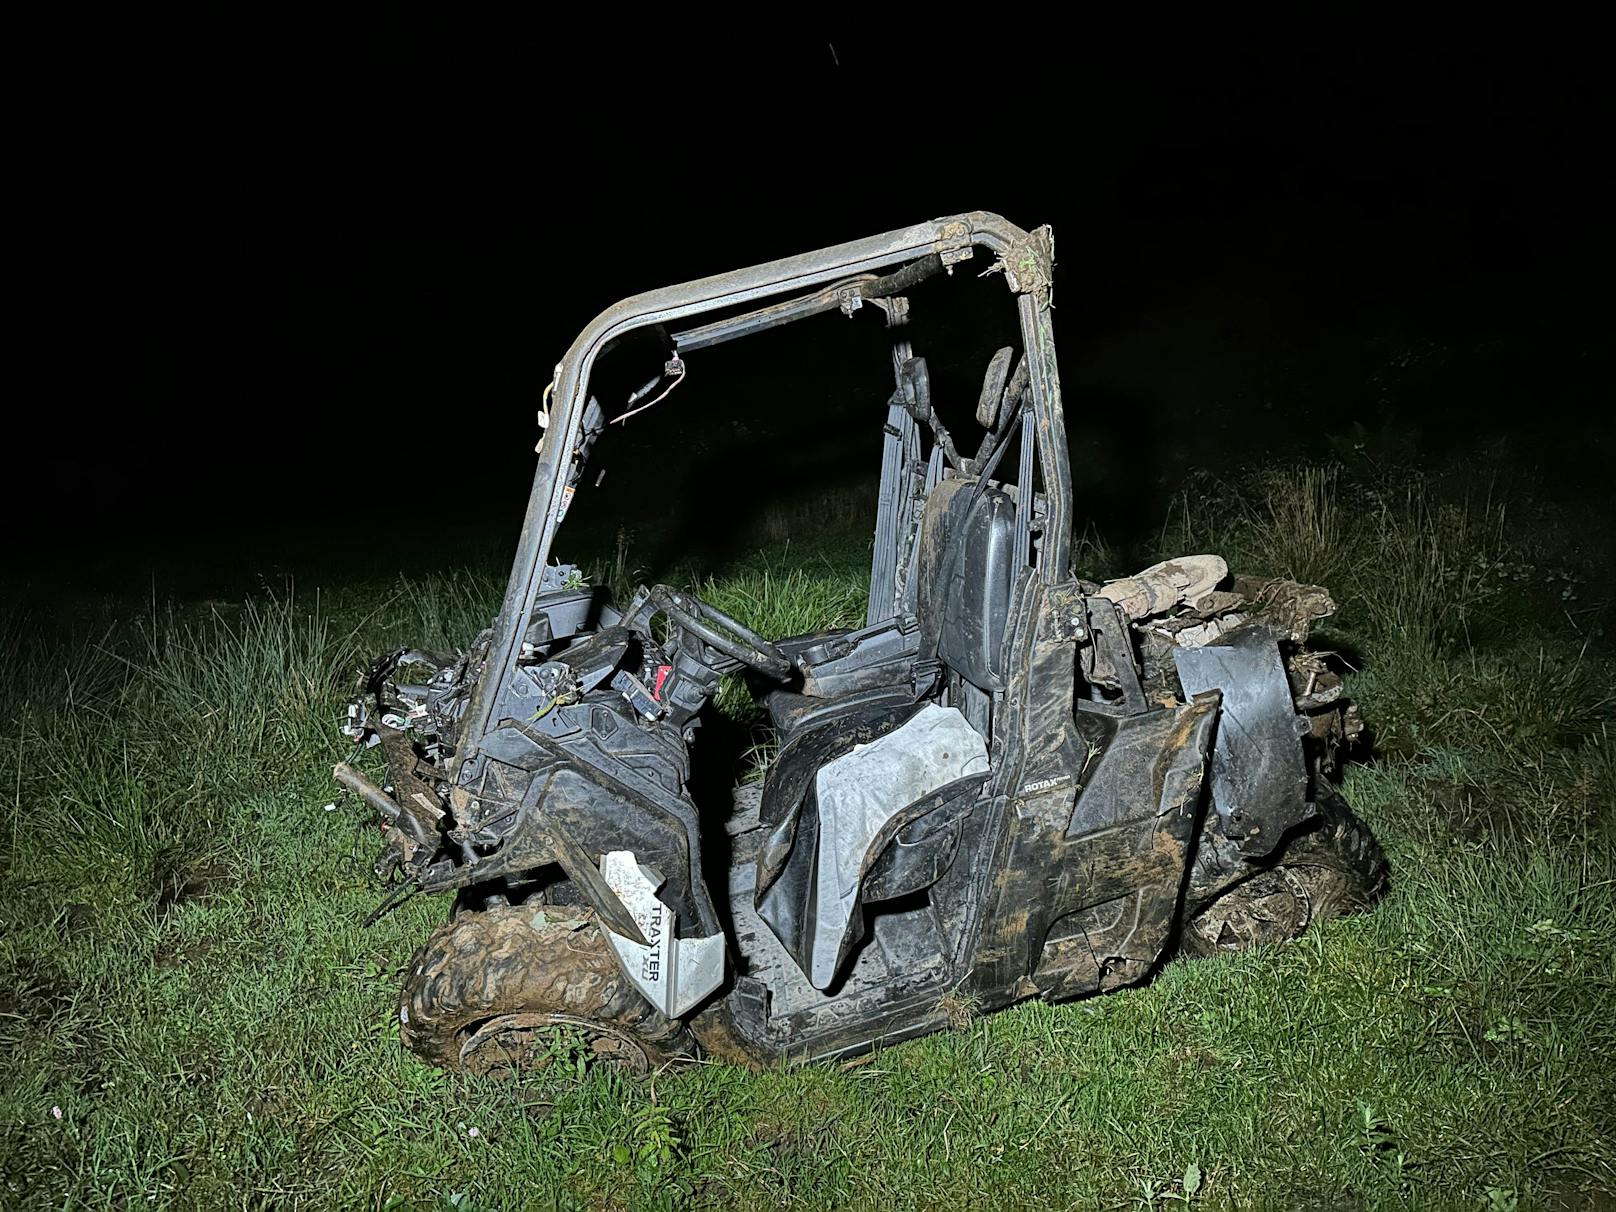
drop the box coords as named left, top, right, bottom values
left=1172, top=626, right=1315, bottom=857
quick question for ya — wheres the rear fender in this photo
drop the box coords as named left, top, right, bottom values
left=1172, top=627, right=1315, bottom=857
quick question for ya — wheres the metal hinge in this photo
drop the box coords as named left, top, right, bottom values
left=934, top=220, right=975, bottom=271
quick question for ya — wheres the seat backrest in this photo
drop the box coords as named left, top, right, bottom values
left=914, top=478, right=1019, bottom=692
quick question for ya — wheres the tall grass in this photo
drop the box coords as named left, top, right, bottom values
left=1355, top=477, right=1516, bottom=653
left=125, top=593, right=347, bottom=773
left=1198, top=463, right=1356, bottom=589
left=1168, top=459, right=1614, bottom=842
left=1170, top=463, right=1527, bottom=650
left=752, top=479, right=878, bottom=545
left=0, top=609, right=121, bottom=721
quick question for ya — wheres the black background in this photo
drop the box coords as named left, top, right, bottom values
left=13, top=31, right=1611, bottom=594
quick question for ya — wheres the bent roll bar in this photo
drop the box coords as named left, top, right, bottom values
left=457, top=211, right=1069, bottom=771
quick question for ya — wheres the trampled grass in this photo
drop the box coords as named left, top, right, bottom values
left=2, top=476, right=1614, bottom=1209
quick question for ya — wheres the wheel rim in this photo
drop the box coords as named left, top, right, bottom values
left=456, top=1012, right=654, bottom=1077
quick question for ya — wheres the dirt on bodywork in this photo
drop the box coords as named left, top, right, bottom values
left=334, top=211, right=1386, bottom=1073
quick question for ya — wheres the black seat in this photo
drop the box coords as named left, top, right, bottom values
left=762, top=475, right=1019, bottom=737
left=913, top=477, right=1019, bottom=693
left=761, top=618, right=919, bottom=734
left=750, top=474, right=1019, bottom=988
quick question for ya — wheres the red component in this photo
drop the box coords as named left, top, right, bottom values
left=652, top=664, right=673, bottom=700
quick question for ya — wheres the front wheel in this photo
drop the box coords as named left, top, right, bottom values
left=399, top=903, right=696, bottom=1075
left=1180, top=792, right=1387, bottom=957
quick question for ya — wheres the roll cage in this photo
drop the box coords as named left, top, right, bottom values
left=455, top=211, right=1068, bottom=780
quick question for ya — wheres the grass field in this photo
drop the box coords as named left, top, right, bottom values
left=2, top=466, right=1613, bottom=1209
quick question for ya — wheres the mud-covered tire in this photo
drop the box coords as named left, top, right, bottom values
left=1181, top=792, right=1388, bottom=957
left=399, top=903, right=696, bottom=1074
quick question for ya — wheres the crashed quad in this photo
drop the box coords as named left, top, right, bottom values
left=337, top=212, right=1385, bottom=1074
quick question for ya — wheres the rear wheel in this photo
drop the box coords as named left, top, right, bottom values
left=399, top=903, right=696, bottom=1075
left=1181, top=792, right=1387, bottom=956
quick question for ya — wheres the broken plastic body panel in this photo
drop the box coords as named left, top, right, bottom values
left=807, top=704, right=989, bottom=988
left=1172, top=628, right=1316, bottom=855
left=599, top=850, right=726, bottom=1018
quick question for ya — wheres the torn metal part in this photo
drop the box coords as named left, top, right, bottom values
left=611, top=670, right=662, bottom=720
left=334, top=762, right=436, bottom=849
left=599, top=851, right=725, bottom=1018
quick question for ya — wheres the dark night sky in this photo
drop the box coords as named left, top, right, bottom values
left=13, top=34, right=1612, bottom=594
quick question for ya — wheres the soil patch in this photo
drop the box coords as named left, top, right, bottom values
left=149, top=856, right=232, bottom=918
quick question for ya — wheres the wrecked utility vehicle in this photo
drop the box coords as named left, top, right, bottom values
left=336, top=212, right=1385, bottom=1073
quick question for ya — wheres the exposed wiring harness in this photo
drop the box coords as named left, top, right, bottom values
left=612, top=352, right=686, bottom=425
left=537, top=350, right=687, bottom=451
left=534, top=379, right=555, bottom=453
